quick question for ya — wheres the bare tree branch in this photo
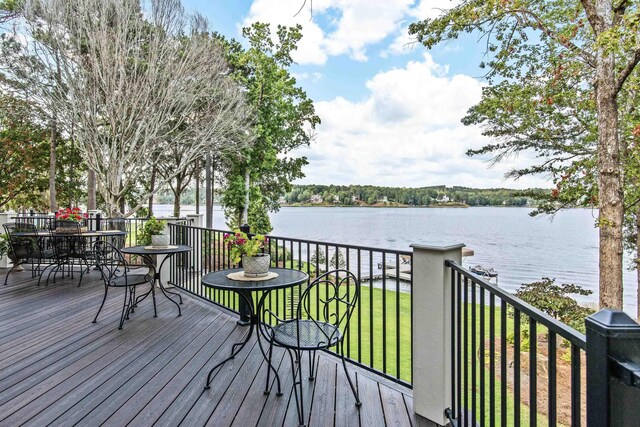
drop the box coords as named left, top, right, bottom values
left=616, top=49, right=640, bottom=94
left=21, top=0, right=253, bottom=215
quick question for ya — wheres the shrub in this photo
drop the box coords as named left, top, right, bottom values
left=514, top=278, right=595, bottom=334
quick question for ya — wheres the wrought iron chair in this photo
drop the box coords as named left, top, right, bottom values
left=262, top=269, right=361, bottom=427
left=49, top=220, right=92, bottom=286
left=104, top=217, right=128, bottom=249
left=93, top=240, right=156, bottom=329
left=2, top=223, right=53, bottom=285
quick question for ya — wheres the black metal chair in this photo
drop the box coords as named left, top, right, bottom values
left=262, top=269, right=361, bottom=427
left=93, top=240, right=156, bottom=329
left=104, top=217, right=128, bottom=249
left=2, top=223, right=53, bottom=285
left=49, top=220, right=93, bottom=286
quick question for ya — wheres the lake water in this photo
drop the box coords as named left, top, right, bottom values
left=154, top=204, right=637, bottom=314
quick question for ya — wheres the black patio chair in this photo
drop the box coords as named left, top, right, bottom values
left=93, top=240, right=156, bottom=329
left=262, top=269, right=361, bottom=427
left=48, top=220, right=92, bottom=286
left=2, top=223, right=54, bottom=285
left=104, top=217, right=128, bottom=249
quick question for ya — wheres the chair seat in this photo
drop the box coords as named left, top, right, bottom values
left=35, top=249, right=55, bottom=260
left=110, top=273, right=152, bottom=287
left=271, top=319, right=341, bottom=350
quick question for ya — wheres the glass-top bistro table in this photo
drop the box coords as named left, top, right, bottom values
left=120, top=245, right=192, bottom=317
left=201, top=267, right=309, bottom=393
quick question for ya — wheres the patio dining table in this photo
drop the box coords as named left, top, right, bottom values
left=201, top=268, right=309, bottom=393
left=120, top=245, right=192, bottom=317
left=6, top=229, right=129, bottom=285
left=10, top=230, right=127, bottom=238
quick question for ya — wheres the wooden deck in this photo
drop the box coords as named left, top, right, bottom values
left=0, top=268, right=432, bottom=427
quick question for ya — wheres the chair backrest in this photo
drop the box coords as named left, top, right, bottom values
left=53, top=220, right=81, bottom=232
left=105, top=218, right=128, bottom=232
left=105, top=218, right=128, bottom=249
left=297, top=269, right=360, bottom=347
left=3, top=223, right=39, bottom=260
left=51, top=220, right=89, bottom=257
left=94, top=240, right=133, bottom=286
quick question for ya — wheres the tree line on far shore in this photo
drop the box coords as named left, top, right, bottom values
left=283, top=185, right=549, bottom=208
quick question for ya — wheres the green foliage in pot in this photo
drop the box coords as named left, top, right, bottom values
left=223, top=230, right=268, bottom=264
left=138, top=216, right=166, bottom=246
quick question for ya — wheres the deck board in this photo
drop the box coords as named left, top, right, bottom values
left=0, top=269, right=419, bottom=427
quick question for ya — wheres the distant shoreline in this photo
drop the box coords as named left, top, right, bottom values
left=279, top=203, right=538, bottom=209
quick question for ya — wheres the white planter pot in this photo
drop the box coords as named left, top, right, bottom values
left=151, top=234, right=170, bottom=247
left=242, top=254, right=271, bottom=277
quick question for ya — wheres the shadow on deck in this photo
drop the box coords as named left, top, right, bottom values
left=0, top=269, right=430, bottom=426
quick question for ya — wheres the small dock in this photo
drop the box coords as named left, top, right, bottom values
left=362, top=264, right=412, bottom=283
left=364, top=247, right=473, bottom=283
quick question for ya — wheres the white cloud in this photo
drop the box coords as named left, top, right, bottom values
left=381, top=0, right=462, bottom=57
left=381, top=26, right=420, bottom=57
left=243, top=0, right=414, bottom=64
left=411, top=0, right=462, bottom=20
left=292, top=71, right=323, bottom=83
left=294, top=53, right=551, bottom=189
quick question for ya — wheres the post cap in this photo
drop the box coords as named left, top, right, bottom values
left=410, top=243, right=465, bottom=252
left=586, top=309, right=640, bottom=337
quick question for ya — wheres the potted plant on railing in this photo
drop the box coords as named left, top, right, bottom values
left=54, top=207, right=89, bottom=232
left=224, top=230, right=270, bottom=277
left=138, top=216, right=168, bottom=247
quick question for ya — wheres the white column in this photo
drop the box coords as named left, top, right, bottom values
left=187, top=213, right=204, bottom=228
left=187, top=214, right=203, bottom=273
left=410, top=243, right=464, bottom=425
left=0, top=212, right=15, bottom=269
left=158, top=219, right=173, bottom=284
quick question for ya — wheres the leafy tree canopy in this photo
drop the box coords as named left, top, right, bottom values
left=409, top=0, right=640, bottom=310
left=217, top=22, right=320, bottom=233
left=0, top=94, right=49, bottom=210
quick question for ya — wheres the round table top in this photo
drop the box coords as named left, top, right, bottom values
left=121, top=244, right=192, bottom=255
left=201, top=268, right=309, bottom=292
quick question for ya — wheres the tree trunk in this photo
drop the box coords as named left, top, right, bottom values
left=118, top=190, right=125, bottom=216
left=49, top=121, right=57, bottom=213
left=173, top=176, right=183, bottom=218
left=148, top=165, right=156, bottom=217
left=595, top=1, right=623, bottom=309
left=205, top=153, right=212, bottom=228
left=636, top=211, right=640, bottom=320
left=242, top=168, right=250, bottom=225
left=87, top=169, right=96, bottom=210
left=195, top=159, right=200, bottom=215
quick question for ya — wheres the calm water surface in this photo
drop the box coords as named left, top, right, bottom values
left=159, top=205, right=637, bottom=313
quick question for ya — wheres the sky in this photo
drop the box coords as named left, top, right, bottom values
left=183, top=0, right=551, bottom=189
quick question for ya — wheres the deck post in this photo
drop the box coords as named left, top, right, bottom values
left=159, top=219, right=174, bottom=286
left=187, top=213, right=204, bottom=228
left=586, top=310, right=640, bottom=427
left=187, top=214, right=204, bottom=273
left=410, top=243, right=464, bottom=426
